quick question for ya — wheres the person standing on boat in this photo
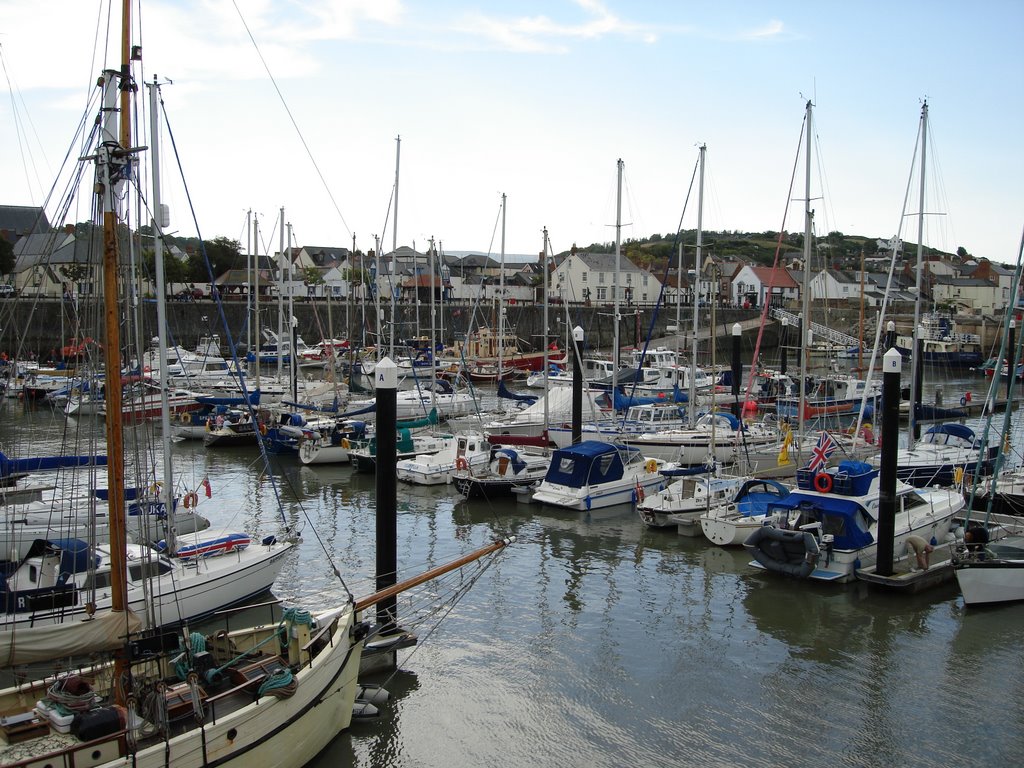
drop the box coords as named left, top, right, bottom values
left=905, top=535, right=934, bottom=570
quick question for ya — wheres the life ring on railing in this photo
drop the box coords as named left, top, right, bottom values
left=258, top=422, right=268, bottom=436
left=455, top=457, right=470, bottom=471
left=645, top=459, right=658, bottom=473
left=813, top=473, right=833, bottom=493
left=183, top=491, right=199, bottom=509
left=178, top=412, right=192, bottom=425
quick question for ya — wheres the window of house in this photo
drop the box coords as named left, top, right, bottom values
left=626, top=273, right=632, bottom=284
left=597, top=287, right=607, bottom=300
left=598, top=272, right=605, bottom=284
left=642, top=274, right=649, bottom=286
left=582, top=272, right=588, bottom=282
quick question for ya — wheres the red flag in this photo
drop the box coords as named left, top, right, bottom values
left=201, top=477, right=212, bottom=498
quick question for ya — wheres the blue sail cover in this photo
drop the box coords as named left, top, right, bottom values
left=766, top=493, right=875, bottom=550
left=195, top=390, right=260, bottom=407
left=543, top=441, right=636, bottom=487
left=0, top=450, right=107, bottom=479
left=497, top=380, right=538, bottom=405
left=493, top=448, right=528, bottom=474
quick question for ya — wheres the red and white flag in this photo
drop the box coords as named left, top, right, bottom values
left=201, top=476, right=212, bottom=498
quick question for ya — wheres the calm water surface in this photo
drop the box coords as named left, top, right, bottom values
left=1, top=370, right=1021, bottom=768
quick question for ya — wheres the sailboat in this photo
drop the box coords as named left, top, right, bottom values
left=0, top=8, right=511, bottom=767
left=0, top=68, right=294, bottom=660
left=866, top=103, right=996, bottom=487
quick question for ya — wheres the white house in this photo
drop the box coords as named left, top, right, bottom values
left=730, top=265, right=800, bottom=308
left=931, top=276, right=1004, bottom=316
left=548, top=252, right=662, bottom=305
left=806, top=269, right=862, bottom=301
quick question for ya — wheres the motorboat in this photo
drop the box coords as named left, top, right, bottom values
left=699, top=478, right=793, bottom=546
left=636, top=470, right=739, bottom=531
left=396, top=432, right=491, bottom=486
left=532, top=441, right=671, bottom=511
left=743, top=460, right=961, bottom=583
left=0, top=529, right=292, bottom=632
left=453, top=446, right=550, bottom=500
left=867, top=423, right=997, bottom=488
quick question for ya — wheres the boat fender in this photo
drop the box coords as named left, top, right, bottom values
left=813, top=473, right=833, bottom=493
left=960, top=395, right=967, bottom=406
left=258, top=422, right=268, bottom=436
left=645, top=459, right=658, bottom=473
left=183, top=491, right=199, bottom=509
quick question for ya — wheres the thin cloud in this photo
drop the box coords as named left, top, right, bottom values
left=736, top=19, right=794, bottom=42
left=450, top=0, right=662, bottom=54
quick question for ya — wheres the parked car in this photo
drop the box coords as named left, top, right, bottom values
left=0, top=284, right=17, bottom=298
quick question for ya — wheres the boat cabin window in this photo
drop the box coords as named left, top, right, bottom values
left=558, top=457, right=575, bottom=473
left=128, top=560, right=173, bottom=582
left=28, top=565, right=38, bottom=584
left=598, top=455, right=615, bottom=474
left=902, top=492, right=929, bottom=511
left=82, top=570, right=112, bottom=590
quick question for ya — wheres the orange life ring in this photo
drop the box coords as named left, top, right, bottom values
left=455, top=456, right=469, bottom=471
left=813, top=473, right=833, bottom=493
left=183, top=491, right=199, bottom=509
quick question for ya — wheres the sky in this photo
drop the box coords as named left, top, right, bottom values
left=2, top=1, right=1023, bottom=264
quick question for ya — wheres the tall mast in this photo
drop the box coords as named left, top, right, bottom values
left=374, top=234, right=382, bottom=358
left=246, top=209, right=252, bottom=353
left=437, top=240, right=445, bottom=369
left=612, top=159, right=623, bottom=393
left=253, top=216, right=261, bottom=391
left=797, top=100, right=813, bottom=461
left=287, top=221, right=297, bottom=402
left=499, top=193, right=506, bottom=379
left=277, top=207, right=285, bottom=381
left=101, top=0, right=133, bottom=698
left=148, top=77, right=175, bottom=555
left=391, top=135, right=400, bottom=359
left=690, top=144, right=706, bottom=425
left=542, top=227, right=551, bottom=433
left=429, top=237, right=437, bottom=383
left=908, top=101, right=928, bottom=450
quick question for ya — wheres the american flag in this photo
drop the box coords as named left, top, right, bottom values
left=806, top=432, right=837, bottom=473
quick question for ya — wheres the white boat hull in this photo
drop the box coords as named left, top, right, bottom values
left=533, top=472, right=666, bottom=511
left=956, top=560, right=1024, bottom=605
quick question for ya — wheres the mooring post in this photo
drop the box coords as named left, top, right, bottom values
left=876, top=346, right=901, bottom=577
left=375, top=356, right=398, bottom=631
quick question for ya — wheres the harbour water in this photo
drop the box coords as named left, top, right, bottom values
left=1, top=366, right=1021, bottom=767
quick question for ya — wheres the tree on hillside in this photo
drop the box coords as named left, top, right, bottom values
left=956, top=246, right=970, bottom=260
left=184, top=236, right=243, bottom=283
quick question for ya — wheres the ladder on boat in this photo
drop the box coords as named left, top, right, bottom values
left=770, top=307, right=861, bottom=349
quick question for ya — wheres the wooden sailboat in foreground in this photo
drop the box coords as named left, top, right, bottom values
left=0, top=10, right=512, bottom=767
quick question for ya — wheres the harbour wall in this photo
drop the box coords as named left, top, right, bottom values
left=3, top=298, right=1002, bottom=360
